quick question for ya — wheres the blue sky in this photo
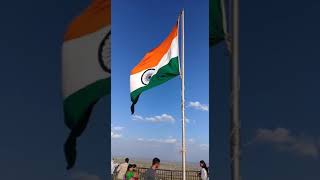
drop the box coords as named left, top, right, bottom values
left=111, top=0, right=209, bottom=163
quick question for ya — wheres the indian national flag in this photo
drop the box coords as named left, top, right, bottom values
left=130, top=22, right=180, bottom=114
left=62, top=0, right=110, bottom=169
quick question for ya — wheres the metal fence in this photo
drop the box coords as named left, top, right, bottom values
left=113, top=167, right=201, bottom=180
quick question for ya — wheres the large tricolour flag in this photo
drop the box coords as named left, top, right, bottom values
left=62, top=0, right=110, bottom=169
left=130, top=22, right=180, bottom=114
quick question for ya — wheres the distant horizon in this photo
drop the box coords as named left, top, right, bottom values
left=112, top=155, right=209, bottom=165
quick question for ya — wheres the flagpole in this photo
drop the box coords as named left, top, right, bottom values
left=180, top=9, right=186, bottom=180
left=230, top=0, right=240, bottom=180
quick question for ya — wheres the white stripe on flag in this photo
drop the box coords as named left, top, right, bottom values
left=62, top=26, right=110, bottom=98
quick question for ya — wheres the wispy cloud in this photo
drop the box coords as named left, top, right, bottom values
left=137, top=137, right=178, bottom=144
left=199, top=144, right=209, bottom=150
left=132, top=115, right=144, bottom=121
left=254, top=128, right=319, bottom=158
left=187, top=101, right=209, bottom=111
left=111, top=131, right=122, bottom=139
left=186, top=118, right=190, bottom=123
left=112, top=126, right=124, bottom=131
left=188, top=138, right=195, bottom=144
left=111, top=125, right=124, bottom=139
left=132, top=114, right=175, bottom=123
left=177, top=117, right=193, bottom=123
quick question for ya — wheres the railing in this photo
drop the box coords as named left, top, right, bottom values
left=113, top=167, right=201, bottom=180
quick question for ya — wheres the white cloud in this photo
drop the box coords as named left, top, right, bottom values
left=132, top=114, right=175, bottom=123
left=188, top=138, right=195, bottom=144
left=185, top=117, right=193, bottom=123
left=199, top=144, right=209, bottom=150
left=163, top=138, right=178, bottom=144
left=111, top=131, right=122, bottom=139
left=132, top=115, right=144, bottom=121
left=112, top=126, right=124, bottom=131
left=187, top=101, right=209, bottom=111
left=111, top=125, right=124, bottom=139
left=255, top=128, right=319, bottom=158
left=137, top=137, right=178, bottom=144
left=145, top=114, right=175, bottom=123
left=177, top=117, right=192, bottom=124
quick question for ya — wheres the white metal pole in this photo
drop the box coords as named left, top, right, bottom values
left=181, top=9, right=186, bottom=180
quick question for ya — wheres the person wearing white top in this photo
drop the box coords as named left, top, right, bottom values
left=200, top=160, right=209, bottom=180
left=116, top=158, right=129, bottom=180
left=111, top=158, right=118, bottom=175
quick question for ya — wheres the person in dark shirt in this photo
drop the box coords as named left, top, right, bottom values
left=144, top=157, right=160, bottom=180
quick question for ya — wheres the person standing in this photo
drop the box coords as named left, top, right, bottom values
left=116, top=158, right=129, bottom=180
left=199, top=160, right=209, bottom=180
left=111, top=158, right=119, bottom=177
left=125, top=164, right=134, bottom=180
left=144, top=158, right=160, bottom=180
left=131, top=164, right=139, bottom=180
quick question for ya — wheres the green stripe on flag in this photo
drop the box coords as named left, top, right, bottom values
left=64, top=78, right=111, bottom=129
left=63, top=78, right=110, bottom=169
left=210, top=0, right=225, bottom=46
left=131, top=57, right=180, bottom=113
